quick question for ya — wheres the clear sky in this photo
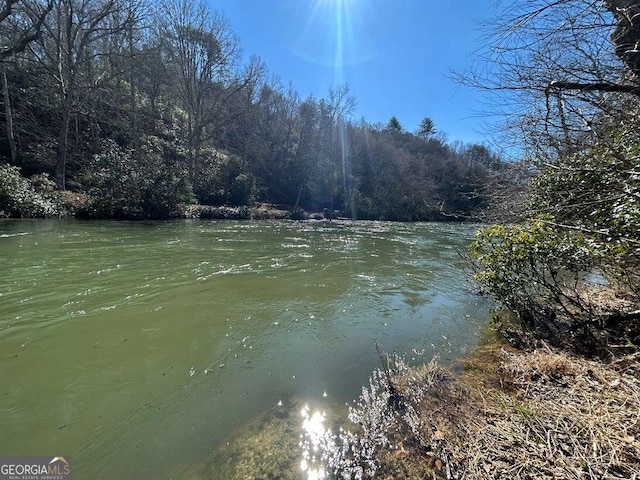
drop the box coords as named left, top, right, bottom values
left=210, top=0, right=496, bottom=145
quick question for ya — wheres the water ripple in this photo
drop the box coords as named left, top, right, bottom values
left=0, top=219, right=491, bottom=480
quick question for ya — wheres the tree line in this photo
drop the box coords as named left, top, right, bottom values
left=0, top=0, right=513, bottom=220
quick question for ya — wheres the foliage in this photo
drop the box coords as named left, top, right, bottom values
left=0, top=164, right=64, bottom=217
left=229, top=173, right=255, bottom=206
left=80, top=138, right=193, bottom=219
left=470, top=220, right=597, bottom=325
left=464, top=0, right=640, bottom=354
left=470, top=115, right=640, bottom=352
left=530, top=125, right=640, bottom=295
left=386, top=116, right=403, bottom=132
left=416, top=117, right=435, bottom=140
left=194, top=149, right=255, bottom=206
left=0, top=0, right=510, bottom=221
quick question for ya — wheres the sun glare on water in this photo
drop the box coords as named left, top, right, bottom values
left=299, top=404, right=331, bottom=480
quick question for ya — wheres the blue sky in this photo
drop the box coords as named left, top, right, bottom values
left=211, top=0, right=496, bottom=145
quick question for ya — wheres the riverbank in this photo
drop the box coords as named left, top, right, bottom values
left=0, top=175, right=469, bottom=222
left=184, top=339, right=639, bottom=479
left=368, top=343, right=640, bottom=479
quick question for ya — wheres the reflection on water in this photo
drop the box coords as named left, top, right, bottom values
left=0, top=219, right=492, bottom=479
left=300, top=405, right=330, bottom=480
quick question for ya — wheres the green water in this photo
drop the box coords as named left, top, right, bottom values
left=0, top=219, right=492, bottom=479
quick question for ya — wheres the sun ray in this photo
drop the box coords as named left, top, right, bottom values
left=289, top=0, right=375, bottom=73
left=333, top=1, right=344, bottom=85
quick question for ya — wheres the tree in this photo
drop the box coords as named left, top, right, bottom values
left=241, top=80, right=301, bottom=206
left=416, top=116, right=435, bottom=140
left=321, top=84, right=356, bottom=212
left=291, top=96, right=319, bottom=210
left=386, top=116, right=402, bottom=132
left=28, top=0, right=139, bottom=189
left=81, top=137, right=193, bottom=219
left=528, top=123, right=640, bottom=296
left=0, top=0, right=53, bottom=164
left=0, top=0, right=508, bottom=220
left=467, top=0, right=640, bottom=355
left=457, top=0, right=627, bottom=158
left=157, top=0, right=263, bottom=186
left=0, top=0, right=53, bottom=59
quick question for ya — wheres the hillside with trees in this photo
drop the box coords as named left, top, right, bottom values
left=0, top=0, right=514, bottom=221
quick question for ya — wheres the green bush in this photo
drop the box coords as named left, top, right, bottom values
left=194, top=150, right=255, bottom=206
left=81, top=137, right=193, bottom=219
left=470, top=117, right=640, bottom=354
left=229, top=173, right=255, bottom=206
left=0, top=164, right=64, bottom=217
left=529, top=128, right=640, bottom=297
left=470, top=219, right=598, bottom=327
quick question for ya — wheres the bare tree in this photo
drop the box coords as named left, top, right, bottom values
left=0, top=0, right=53, bottom=163
left=28, top=0, right=138, bottom=189
left=458, top=0, right=637, bottom=161
left=157, top=0, right=261, bottom=184
left=0, top=0, right=53, bottom=58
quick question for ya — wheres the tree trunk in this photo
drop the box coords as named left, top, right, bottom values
left=2, top=64, right=17, bottom=164
left=605, top=0, right=640, bottom=77
left=128, top=23, right=139, bottom=155
left=56, top=95, right=73, bottom=190
left=189, top=121, right=203, bottom=187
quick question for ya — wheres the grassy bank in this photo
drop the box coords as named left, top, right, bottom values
left=371, top=343, right=639, bottom=479
left=175, top=338, right=639, bottom=479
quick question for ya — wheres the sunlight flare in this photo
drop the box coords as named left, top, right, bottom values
left=290, top=0, right=374, bottom=72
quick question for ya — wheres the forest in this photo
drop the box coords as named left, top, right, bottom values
left=0, top=0, right=516, bottom=221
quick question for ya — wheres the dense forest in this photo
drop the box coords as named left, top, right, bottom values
left=0, top=0, right=517, bottom=221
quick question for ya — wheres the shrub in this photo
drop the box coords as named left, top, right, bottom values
left=0, top=164, right=64, bottom=217
left=470, top=117, right=640, bottom=354
left=194, top=150, right=255, bottom=206
left=529, top=128, right=640, bottom=297
left=80, top=137, right=193, bottom=219
left=469, top=219, right=599, bottom=334
left=229, top=173, right=255, bottom=206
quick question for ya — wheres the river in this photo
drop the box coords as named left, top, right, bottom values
left=0, top=219, right=492, bottom=479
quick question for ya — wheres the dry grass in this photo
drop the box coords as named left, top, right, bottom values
left=466, top=347, right=640, bottom=479
left=172, top=344, right=640, bottom=479
left=382, top=345, right=640, bottom=479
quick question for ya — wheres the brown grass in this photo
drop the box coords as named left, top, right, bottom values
left=171, top=343, right=640, bottom=479
left=380, top=345, right=640, bottom=479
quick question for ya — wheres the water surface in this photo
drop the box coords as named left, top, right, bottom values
left=0, top=219, right=491, bottom=479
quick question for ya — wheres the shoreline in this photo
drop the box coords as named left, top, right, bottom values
left=185, top=338, right=640, bottom=479
left=1, top=197, right=474, bottom=222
